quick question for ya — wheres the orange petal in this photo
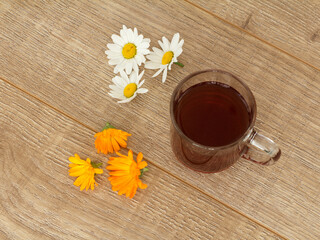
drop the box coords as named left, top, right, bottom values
left=69, top=165, right=85, bottom=171
left=115, top=152, right=127, bottom=158
left=118, top=185, right=130, bottom=196
left=107, top=139, right=113, bottom=153
left=120, top=131, right=131, bottom=137
left=69, top=155, right=86, bottom=164
left=74, top=175, right=86, bottom=187
left=69, top=163, right=79, bottom=167
left=136, top=152, right=143, bottom=163
left=106, top=164, right=130, bottom=171
left=128, top=181, right=138, bottom=199
left=108, top=175, right=131, bottom=186
left=114, top=136, right=127, bottom=148
left=128, top=150, right=133, bottom=160
left=138, top=179, right=148, bottom=189
left=108, top=158, right=132, bottom=165
left=109, top=170, right=129, bottom=176
left=69, top=171, right=86, bottom=177
left=125, top=180, right=135, bottom=198
left=94, top=132, right=101, bottom=138
left=138, top=161, right=148, bottom=169
left=111, top=138, right=120, bottom=152
left=94, top=168, right=103, bottom=174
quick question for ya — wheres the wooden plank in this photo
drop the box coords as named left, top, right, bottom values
left=0, top=0, right=319, bottom=239
left=0, top=80, right=282, bottom=239
left=186, top=0, right=320, bottom=69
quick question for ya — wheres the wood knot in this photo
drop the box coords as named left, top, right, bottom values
left=242, top=13, right=253, bottom=29
left=310, top=29, right=320, bottom=42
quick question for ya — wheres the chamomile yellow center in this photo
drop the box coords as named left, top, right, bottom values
left=162, top=51, right=174, bottom=65
left=122, top=43, right=137, bottom=59
left=123, top=83, right=137, bottom=98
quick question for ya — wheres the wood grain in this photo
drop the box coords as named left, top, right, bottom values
left=1, top=0, right=319, bottom=239
left=0, top=80, right=283, bottom=240
left=187, top=0, right=320, bottom=69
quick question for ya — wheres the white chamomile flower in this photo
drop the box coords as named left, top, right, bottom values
left=145, top=33, right=184, bottom=83
left=105, top=25, right=150, bottom=75
left=109, top=70, right=148, bottom=103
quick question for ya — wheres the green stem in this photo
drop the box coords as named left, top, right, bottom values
left=91, top=162, right=102, bottom=168
left=174, top=61, right=184, bottom=67
left=140, top=167, right=149, bottom=178
left=103, top=122, right=115, bottom=130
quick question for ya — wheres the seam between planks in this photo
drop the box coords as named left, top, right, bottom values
left=183, top=0, right=320, bottom=73
left=0, top=76, right=288, bottom=240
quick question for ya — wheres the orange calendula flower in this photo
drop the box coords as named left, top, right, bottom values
left=94, top=123, right=131, bottom=154
left=107, top=150, right=148, bottom=198
left=68, top=154, right=103, bottom=191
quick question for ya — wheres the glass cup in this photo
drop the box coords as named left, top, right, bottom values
left=170, top=69, right=281, bottom=173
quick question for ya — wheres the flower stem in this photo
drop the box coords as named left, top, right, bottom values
left=103, top=122, right=115, bottom=130
left=140, top=167, right=149, bottom=178
left=91, top=162, right=102, bottom=168
left=174, top=61, right=184, bottom=67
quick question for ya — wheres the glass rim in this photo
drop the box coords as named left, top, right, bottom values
left=170, top=69, right=257, bottom=150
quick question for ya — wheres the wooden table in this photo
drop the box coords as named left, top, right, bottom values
left=1, top=1, right=319, bottom=239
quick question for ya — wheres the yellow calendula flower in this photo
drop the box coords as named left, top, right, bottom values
left=94, top=123, right=131, bottom=154
left=68, top=154, right=103, bottom=191
left=107, top=150, right=148, bottom=199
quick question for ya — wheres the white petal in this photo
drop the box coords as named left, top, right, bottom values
left=174, top=48, right=183, bottom=58
left=125, top=60, right=133, bottom=74
left=138, top=79, right=145, bottom=87
left=133, top=60, right=139, bottom=73
left=112, top=76, right=121, bottom=85
left=158, top=40, right=165, bottom=51
left=152, top=68, right=164, bottom=78
left=118, top=94, right=136, bottom=103
left=111, top=34, right=125, bottom=46
left=177, top=39, right=184, bottom=49
left=146, top=54, right=162, bottom=62
left=135, top=54, right=142, bottom=65
left=109, top=84, right=123, bottom=92
left=142, top=37, right=151, bottom=43
left=109, top=92, right=124, bottom=100
left=114, top=76, right=127, bottom=87
left=107, top=43, right=122, bottom=52
left=137, top=88, right=148, bottom=94
left=162, top=67, right=168, bottom=83
left=120, top=71, right=130, bottom=84
left=129, top=70, right=136, bottom=83
left=138, top=41, right=150, bottom=49
left=133, top=27, right=138, bottom=38
left=170, top=33, right=180, bottom=50
left=152, top=47, right=164, bottom=56
left=140, top=55, right=146, bottom=63
left=137, top=70, right=144, bottom=82
left=114, top=60, right=127, bottom=73
left=120, top=28, right=128, bottom=43
left=162, top=37, right=170, bottom=52
left=105, top=50, right=122, bottom=58
left=108, top=57, right=123, bottom=65
left=127, top=28, right=134, bottom=42
left=145, top=61, right=162, bottom=69
left=146, top=53, right=157, bottom=60
left=138, top=49, right=150, bottom=55
left=134, top=34, right=143, bottom=45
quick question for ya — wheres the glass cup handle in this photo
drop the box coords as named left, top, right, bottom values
left=242, top=129, right=281, bottom=165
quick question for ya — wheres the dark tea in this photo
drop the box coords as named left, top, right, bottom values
left=171, top=81, right=252, bottom=172
left=175, top=82, right=250, bottom=147
left=171, top=70, right=280, bottom=172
